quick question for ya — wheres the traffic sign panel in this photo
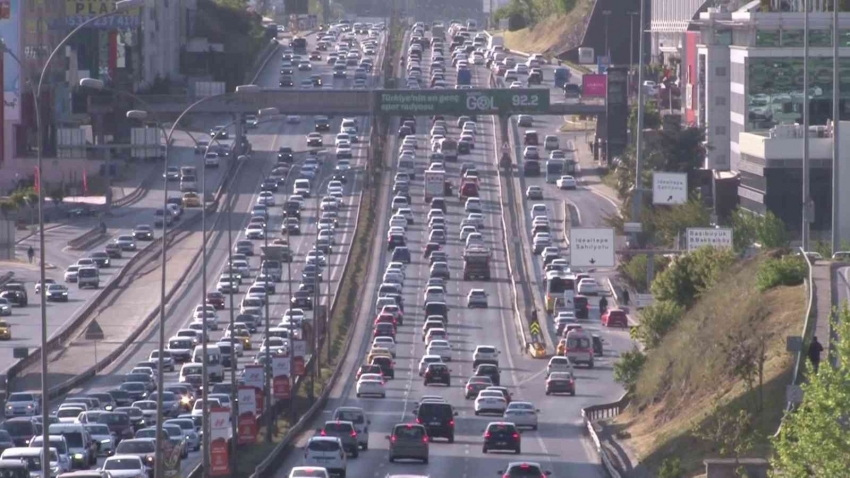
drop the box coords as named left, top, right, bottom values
left=653, top=172, right=688, bottom=205
left=686, top=227, right=733, bottom=251
left=569, top=228, right=615, bottom=268
left=374, top=89, right=550, bottom=115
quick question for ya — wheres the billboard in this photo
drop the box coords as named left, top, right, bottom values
left=582, top=74, right=607, bottom=98
left=209, top=408, right=231, bottom=476
left=272, top=356, right=291, bottom=399
left=284, top=0, right=309, bottom=14
left=237, top=386, right=258, bottom=445
left=0, top=0, right=20, bottom=121
left=64, top=0, right=141, bottom=29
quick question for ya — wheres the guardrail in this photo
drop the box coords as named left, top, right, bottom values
left=582, top=393, right=629, bottom=478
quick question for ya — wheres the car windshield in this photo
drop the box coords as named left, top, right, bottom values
left=307, top=439, right=340, bottom=452
left=85, top=424, right=110, bottom=435
left=508, top=464, right=543, bottom=477
left=9, top=394, right=33, bottom=402
left=334, top=411, right=365, bottom=424
left=57, top=408, right=81, bottom=418
left=105, top=458, right=141, bottom=470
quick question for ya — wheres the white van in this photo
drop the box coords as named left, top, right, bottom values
left=544, top=135, right=559, bottom=151
left=293, top=179, right=311, bottom=197
left=340, top=118, right=358, bottom=133
left=1, top=447, right=61, bottom=475
left=48, top=423, right=95, bottom=467
left=179, top=363, right=204, bottom=383
left=192, top=345, right=224, bottom=382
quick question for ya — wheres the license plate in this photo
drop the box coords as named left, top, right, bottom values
left=430, top=421, right=440, bottom=426
left=496, top=441, right=507, bottom=446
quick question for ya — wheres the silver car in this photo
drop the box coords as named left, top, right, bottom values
left=164, top=419, right=201, bottom=452
left=387, top=423, right=429, bottom=463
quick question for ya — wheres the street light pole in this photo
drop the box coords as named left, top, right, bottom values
left=832, top=0, right=840, bottom=252
left=226, top=179, right=238, bottom=477
left=21, top=3, right=144, bottom=477
left=263, top=192, right=273, bottom=444
left=803, top=0, right=811, bottom=250
left=632, top=0, right=647, bottom=229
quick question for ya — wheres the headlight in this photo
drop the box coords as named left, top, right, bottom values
left=101, top=439, right=112, bottom=444
left=51, top=466, right=60, bottom=473
left=74, top=453, right=84, bottom=460
left=5, top=405, right=12, bottom=410
left=145, top=456, right=154, bottom=463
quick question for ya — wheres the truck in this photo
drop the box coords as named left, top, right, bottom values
left=424, top=170, right=446, bottom=202
left=487, top=35, right=504, bottom=52
left=456, top=69, right=472, bottom=86
left=437, top=137, right=458, bottom=161
left=463, top=246, right=491, bottom=280
left=431, top=25, right=445, bottom=41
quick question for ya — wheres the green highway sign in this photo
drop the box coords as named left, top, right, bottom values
left=375, top=89, right=551, bottom=115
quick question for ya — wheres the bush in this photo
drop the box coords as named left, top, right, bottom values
left=632, top=300, right=684, bottom=349
left=756, top=255, right=806, bottom=292
left=730, top=208, right=789, bottom=252
left=657, top=457, right=683, bottom=478
left=651, top=246, right=737, bottom=309
left=619, top=254, right=671, bottom=292
left=613, top=348, right=646, bottom=393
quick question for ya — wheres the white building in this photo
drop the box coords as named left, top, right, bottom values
left=141, top=0, right=197, bottom=87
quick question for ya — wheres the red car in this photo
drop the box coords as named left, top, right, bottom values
left=374, top=313, right=396, bottom=327
left=206, top=292, right=225, bottom=310
left=601, top=308, right=628, bottom=328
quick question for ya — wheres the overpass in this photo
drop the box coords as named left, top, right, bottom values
left=110, top=88, right=607, bottom=117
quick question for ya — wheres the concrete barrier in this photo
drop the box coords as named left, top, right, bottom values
left=66, top=227, right=105, bottom=250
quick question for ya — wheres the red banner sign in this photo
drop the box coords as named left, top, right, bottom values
left=273, top=375, right=291, bottom=399
left=582, top=74, right=608, bottom=98
left=293, top=356, right=306, bottom=376
left=237, top=412, right=258, bottom=445
left=209, top=438, right=230, bottom=476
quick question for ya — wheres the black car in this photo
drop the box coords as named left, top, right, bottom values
left=1, top=283, right=27, bottom=306
left=592, top=334, right=604, bottom=357
left=371, top=355, right=395, bottom=379
left=107, top=389, right=133, bottom=407
left=90, top=251, right=111, bottom=268
left=414, top=401, right=456, bottom=442
left=104, top=243, right=123, bottom=259
left=391, top=247, right=411, bottom=264
left=97, top=411, right=135, bottom=441
left=260, top=179, right=278, bottom=192
left=523, top=160, right=541, bottom=176
left=398, top=125, right=412, bottom=138
left=387, top=233, right=406, bottom=250
left=332, top=172, right=347, bottom=184
left=278, top=147, right=294, bottom=163
left=1, top=418, right=37, bottom=446
left=0, top=430, right=14, bottom=454
left=475, top=364, right=500, bottom=386
left=424, top=302, right=448, bottom=322
left=482, top=422, right=521, bottom=454
left=424, top=363, right=450, bottom=386
left=279, top=76, right=294, bottom=87
left=574, top=295, right=589, bottom=319
left=457, top=141, right=471, bottom=154
left=283, top=202, right=301, bottom=220
left=45, top=285, right=69, bottom=302
left=290, top=290, right=313, bottom=309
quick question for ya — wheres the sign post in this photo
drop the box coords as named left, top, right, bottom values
left=686, top=227, right=733, bottom=251
left=569, top=228, right=615, bottom=268
left=653, top=172, right=688, bottom=205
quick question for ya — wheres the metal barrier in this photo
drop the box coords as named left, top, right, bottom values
left=582, top=393, right=630, bottom=478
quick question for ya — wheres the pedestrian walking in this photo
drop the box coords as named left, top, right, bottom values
left=26, top=246, right=34, bottom=264
left=808, top=336, right=824, bottom=373
left=621, top=288, right=630, bottom=306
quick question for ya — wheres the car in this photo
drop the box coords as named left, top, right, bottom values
left=577, top=278, right=599, bottom=295
left=372, top=337, right=397, bottom=357
left=475, top=390, right=508, bottom=415
left=317, top=421, right=359, bottom=457
left=413, top=400, right=456, bottom=443
left=500, top=462, right=553, bottom=478
left=330, top=407, right=369, bottom=451
left=557, top=175, right=577, bottom=190
left=545, top=371, right=576, bottom=395
left=387, top=423, right=429, bottom=463
left=525, top=186, right=543, bottom=200
left=466, top=289, right=488, bottom=308
left=602, top=308, right=629, bottom=328
left=45, top=284, right=69, bottom=302
left=101, top=454, right=147, bottom=478
left=288, top=467, right=330, bottom=478
left=517, top=114, right=534, bottom=127
left=465, top=376, right=493, bottom=399
left=503, top=401, right=539, bottom=430
left=4, top=393, right=41, bottom=418
left=132, top=225, right=153, bottom=241
left=426, top=339, right=452, bottom=361
left=475, top=363, right=501, bottom=386
left=482, top=421, right=521, bottom=454
left=356, top=373, right=386, bottom=398
left=422, top=361, right=451, bottom=386
left=0, top=299, right=10, bottom=316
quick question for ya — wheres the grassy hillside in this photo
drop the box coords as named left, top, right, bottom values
left=612, top=254, right=805, bottom=476
left=501, top=0, right=594, bottom=56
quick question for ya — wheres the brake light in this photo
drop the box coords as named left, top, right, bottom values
left=449, top=420, right=455, bottom=427
left=484, top=432, right=491, bottom=438
left=467, top=385, right=473, bottom=390
left=350, top=431, right=357, bottom=437
left=320, top=430, right=326, bottom=436
left=423, top=436, right=429, bottom=443
left=391, top=435, right=396, bottom=442
left=416, top=417, right=422, bottom=424
left=513, top=433, right=519, bottom=439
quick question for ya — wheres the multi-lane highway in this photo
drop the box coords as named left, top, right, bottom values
left=262, top=22, right=632, bottom=478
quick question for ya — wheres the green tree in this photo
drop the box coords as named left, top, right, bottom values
left=632, top=300, right=684, bottom=349
left=618, top=254, right=671, bottom=292
left=756, top=255, right=806, bottom=292
left=649, top=199, right=711, bottom=248
left=651, top=246, right=736, bottom=308
left=657, top=457, right=684, bottom=478
left=694, top=403, right=759, bottom=467
left=730, top=208, right=789, bottom=252
left=613, top=348, right=647, bottom=393
left=771, top=307, right=850, bottom=476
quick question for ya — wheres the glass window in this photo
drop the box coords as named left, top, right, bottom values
left=840, top=29, right=850, bottom=47
left=782, top=29, right=804, bottom=47
left=756, top=30, right=780, bottom=47
left=809, top=28, right=832, bottom=47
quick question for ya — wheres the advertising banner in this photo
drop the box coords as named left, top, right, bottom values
left=293, top=340, right=307, bottom=376
left=209, top=407, right=231, bottom=476
left=241, top=364, right=264, bottom=390
left=0, top=0, right=20, bottom=121
left=272, top=356, right=291, bottom=399
left=582, top=74, right=607, bottom=98
left=63, top=0, right=141, bottom=29
left=237, top=386, right=257, bottom=445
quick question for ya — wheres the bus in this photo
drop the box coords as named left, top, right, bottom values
left=545, top=271, right=575, bottom=313
left=545, top=159, right=566, bottom=183
left=290, top=36, right=308, bottom=53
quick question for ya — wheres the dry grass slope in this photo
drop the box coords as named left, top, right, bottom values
left=612, top=255, right=805, bottom=476
left=502, top=0, right=594, bottom=56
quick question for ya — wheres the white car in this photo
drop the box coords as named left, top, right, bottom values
left=557, top=175, right=577, bottom=190
left=465, top=198, right=482, bottom=213
left=257, top=191, right=276, bottom=206
left=474, top=390, right=507, bottom=415
left=577, top=278, right=600, bottom=295
left=530, top=203, right=548, bottom=219
left=372, top=337, right=397, bottom=357
left=467, top=213, right=485, bottom=229
left=547, top=356, right=574, bottom=376
left=85, top=423, right=116, bottom=455
left=204, top=152, right=220, bottom=167
left=418, top=355, right=443, bottom=376
left=245, top=224, right=265, bottom=240
left=336, top=159, right=351, bottom=170
left=336, top=145, right=353, bottom=159
left=101, top=455, right=147, bottom=478
left=473, top=345, right=500, bottom=368
left=303, top=437, right=346, bottom=477
left=426, top=339, right=452, bottom=361
left=64, top=265, right=80, bottom=283
left=289, top=467, right=330, bottom=478
left=148, top=350, right=175, bottom=372
left=356, top=373, right=386, bottom=398
left=503, top=401, right=539, bottom=430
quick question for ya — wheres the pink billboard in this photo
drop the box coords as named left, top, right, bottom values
left=582, top=74, right=607, bottom=98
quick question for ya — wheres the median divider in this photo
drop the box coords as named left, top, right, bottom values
left=67, top=227, right=106, bottom=251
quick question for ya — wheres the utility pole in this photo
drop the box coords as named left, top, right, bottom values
left=603, top=10, right=612, bottom=61
left=832, top=0, right=840, bottom=252
left=226, top=182, right=238, bottom=477
left=200, top=144, right=210, bottom=478
left=803, top=0, right=811, bottom=250
left=628, top=11, right=639, bottom=69
left=286, top=211, right=295, bottom=423
left=263, top=205, right=273, bottom=444
left=633, top=0, right=647, bottom=225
